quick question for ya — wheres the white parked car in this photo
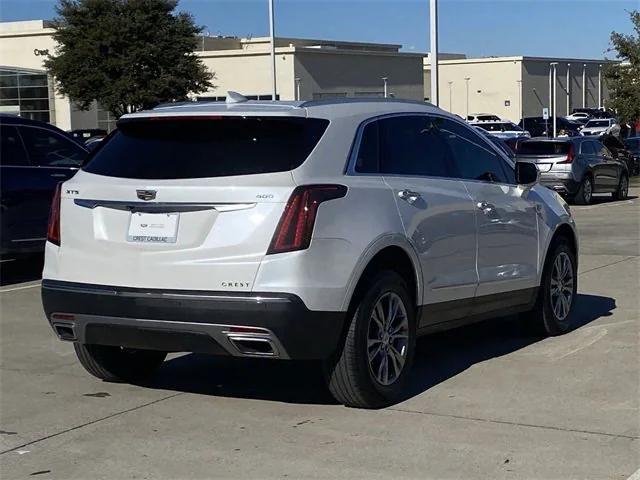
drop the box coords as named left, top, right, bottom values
left=42, top=97, right=578, bottom=408
left=472, top=121, right=531, bottom=140
left=565, top=112, right=591, bottom=123
left=581, top=118, right=621, bottom=137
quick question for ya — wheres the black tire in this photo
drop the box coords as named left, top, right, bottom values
left=522, top=239, right=577, bottom=336
left=612, top=173, right=629, bottom=201
left=325, top=271, right=416, bottom=409
left=74, top=343, right=166, bottom=383
left=573, top=175, right=593, bottom=205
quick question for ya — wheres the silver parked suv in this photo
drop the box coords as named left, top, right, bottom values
left=42, top=97, right=579, bottom=408
left=515, top=137, right=629, bottom=204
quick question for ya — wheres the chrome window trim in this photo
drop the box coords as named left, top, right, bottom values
left=345, top=111, right=518, bottom=186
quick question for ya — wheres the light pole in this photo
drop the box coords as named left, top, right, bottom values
left=516, top=79, right=522, bottom=124
left=382, top=77, right=388, bottom=98
left=448, top=81, right=453, bottom=112
left=464, top=77, right=471, bottom=119
left=582, top=63, right=587, bottom=108
left=295, top=77, right=301, bottom=101
left=268, top=0, right=277, bottom=100
left=598, top=64, right=602, bottom=109
left=566, top=63, right=570, bottom=115
left=550, top=62, right=558, bottom=137
left=429, top=0, right=439, bottom=106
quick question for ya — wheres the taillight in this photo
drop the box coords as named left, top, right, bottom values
left=558, top=144, right=575, bottom=164
left=267, top=184, right=347, bottom=255
left=47, top=183, right=62, bottom=246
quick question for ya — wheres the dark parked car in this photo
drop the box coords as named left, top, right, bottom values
left=572, top=108, right=615, bottom=119
left=515, top=137, right=628, bottom=204
left=519, top=117, right=582, bottom=137
left=69, top=129, right=107, bottom=143
left=601, top=134, right=640, bottom=176
left=623, top=136, right=640, bottom=174
left=1, top=115, right=88, bottom=258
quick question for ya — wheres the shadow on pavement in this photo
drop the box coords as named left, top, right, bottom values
left=0, top=255, right=43, bottom=287
left=583, top=194, right=637, bottom=205
left=149, top=293, right=615, bottom=407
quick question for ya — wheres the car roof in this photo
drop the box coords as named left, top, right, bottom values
left=121, top=97, right=440, bottom=121
left=0, top=113, right=58, bottom=128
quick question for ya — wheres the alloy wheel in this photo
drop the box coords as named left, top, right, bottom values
left=550, top=252, right=574, bottom=321
left=366, top=292, right=409, bottom=386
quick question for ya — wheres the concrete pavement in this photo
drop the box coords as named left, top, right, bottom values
left=1, top=182, right=638, bottom=479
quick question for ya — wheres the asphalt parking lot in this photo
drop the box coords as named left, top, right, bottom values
left=1, top=181, right=639, bottom=479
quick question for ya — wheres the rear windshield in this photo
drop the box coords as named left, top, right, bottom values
left=83, top=117, right=329, bottom=179
left=585, top=120, right=609, bottom=128
left=516, top=141, right=570, bottom=155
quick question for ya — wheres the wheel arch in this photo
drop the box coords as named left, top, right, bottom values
left=542, top=222, right=579, bottom=277
left=342, top=236, right=423, bottom=312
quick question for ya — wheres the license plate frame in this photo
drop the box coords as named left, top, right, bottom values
left=127, top=212, right=180, bottom=244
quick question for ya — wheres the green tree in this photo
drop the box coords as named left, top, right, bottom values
left=604, top=10, right=640, bottom=124
left=45, top=0, right=214, bottom=118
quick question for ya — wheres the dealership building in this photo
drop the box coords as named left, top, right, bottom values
left=1, top=19, right=615, bottom=132
left=0, top=20, right=424, bottom=132
left=424, top=54, right=615, bottom=122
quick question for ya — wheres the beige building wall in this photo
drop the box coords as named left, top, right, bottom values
left=294, top=50, right=424, bottom=101
left=0, top=20, right=86, bottom=131
left=197, top=48, right=296, bottom=100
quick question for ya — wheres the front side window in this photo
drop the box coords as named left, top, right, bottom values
left=18, top=126, right=86, bottom=167
left=378, top=115, right=453, bottom=178
left=439, top=119, right=512, bottom=184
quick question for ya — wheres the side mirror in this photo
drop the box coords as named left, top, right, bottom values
left=515, top=161, right=539, bottom=186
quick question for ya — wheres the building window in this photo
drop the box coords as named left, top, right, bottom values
left=312, top=92, right=348, bottom=99
left=96, top=105, right=117, bottom=133
left=0, top=67, right=53, bottom=123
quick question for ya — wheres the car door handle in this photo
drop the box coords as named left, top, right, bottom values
left=477, top=201, right=496, bottom=214
left=398, top=189, right=422, bottom=205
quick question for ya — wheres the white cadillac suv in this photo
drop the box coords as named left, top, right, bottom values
left=42, top=97, right=578, bottom=408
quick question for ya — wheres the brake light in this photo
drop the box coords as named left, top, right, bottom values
left=267, top=185, right=347, bottom=255
left=558, top=144, right=575, bottom=164
left=47, top=183, right=62, bottom=246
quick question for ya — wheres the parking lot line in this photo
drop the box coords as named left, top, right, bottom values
left=0, top=282, right=41, bottom=293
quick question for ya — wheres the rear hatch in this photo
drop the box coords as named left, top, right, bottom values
left=50, top=115, right=329, bottom=291
left=515, top=140, right=572, bottom=172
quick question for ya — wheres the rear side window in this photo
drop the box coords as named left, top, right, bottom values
left=355, top=121, right=379, bottom=173
left=0, top=125, right=29, bottom=166
left=517, top=141, right=571, bottom=155
left=84, top=117, right=329, bottom=179
left=18, top=126, right=86, bottom=167
left=378, top=116, right=453, bottom=178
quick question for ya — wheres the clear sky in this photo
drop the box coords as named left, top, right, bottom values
left=0, top=0, right=636, bottom=59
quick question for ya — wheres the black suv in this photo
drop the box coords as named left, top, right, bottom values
left=1, top=115, right=88, bottom=258
left=519, top=117, right=582, bottom=137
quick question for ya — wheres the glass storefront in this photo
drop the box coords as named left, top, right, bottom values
left=0, top=67, right=54, bottom=123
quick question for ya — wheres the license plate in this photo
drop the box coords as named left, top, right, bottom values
left=127, top=212, right=179, bottom=243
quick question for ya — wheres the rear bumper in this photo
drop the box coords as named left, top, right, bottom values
left=539, top=174, right=580, bottom=195
left=41, top=280, right=346, bottom=360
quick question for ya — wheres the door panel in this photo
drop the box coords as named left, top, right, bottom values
left=463, top=181, right=539, bottom=296
left=384, top=176, right=478, bottom=307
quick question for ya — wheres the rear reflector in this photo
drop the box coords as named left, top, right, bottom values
left=267, top=184, right=347, bottom=255
left=47, top=183, right=62, bottom=246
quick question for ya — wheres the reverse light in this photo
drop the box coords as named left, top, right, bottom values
left=267, top=184, right=348, bottom=255
left=558, top=144, right=575, bottom=164
left=47, top=183, right=62, bottom=246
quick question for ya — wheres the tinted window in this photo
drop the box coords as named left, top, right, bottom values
left=355, top=121, right=379, bottom=173
left=624, top=138, right=639, bottom=150
left=378, top=116, right=453, bottom=177
left=0, top=125, right=29, bottom=166
left=84, top=117, right=329, bottom=179
left=19, top=126, right=86, bottom=167
left=580, top=142, right=595, bottom=155
left=516, top=141, right=571, bottom=155
left=585, top=120, right=609, bottom=128
left=439, top=119, right=511, bottom=183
